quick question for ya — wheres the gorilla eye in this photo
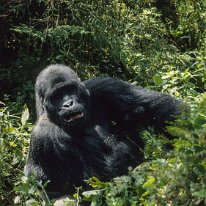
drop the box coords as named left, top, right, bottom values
left=49, top=92, right=63, bottom=106
left=49, top=85, right=78, bottom=104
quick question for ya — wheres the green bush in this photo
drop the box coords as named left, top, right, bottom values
left=0, top=0, right=206, bottom=205
left=0, top=102, right=32, bottom=205
left=1, top=0, right=206, bottom=86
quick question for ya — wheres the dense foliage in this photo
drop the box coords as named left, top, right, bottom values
left=0, top=0, right=205, bottom=205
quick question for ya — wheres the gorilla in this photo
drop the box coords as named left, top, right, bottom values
left=24, top=64, right=182, bottom=199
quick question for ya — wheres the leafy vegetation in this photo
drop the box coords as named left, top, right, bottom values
left=0, top=0, right=205, bottom=205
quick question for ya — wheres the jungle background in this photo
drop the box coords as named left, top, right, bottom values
left=0, top=0, right=206, bottom=205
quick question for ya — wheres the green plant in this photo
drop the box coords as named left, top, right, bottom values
left=0, top=0, right=206, bottom=205
left=0, top=102, right=32, bottom=205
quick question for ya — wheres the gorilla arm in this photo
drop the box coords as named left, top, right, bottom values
left=84, top=77, right=184, bottom=129
left=24, top=115, right=56, bottom=180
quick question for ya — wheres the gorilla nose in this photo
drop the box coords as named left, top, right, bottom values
left=62, top=100, right=74, bottom=108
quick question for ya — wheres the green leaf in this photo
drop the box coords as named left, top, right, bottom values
left=152, top=75, right=163, bottom=85
left=193, top=189, right=206, bottom=198
left=21, top=176, right=28, bottom=183
left=82, top=189, right=103, bottom=198
left=143, top=176, right=155, bottom=188
left=14, top=196, right=20, bottom=204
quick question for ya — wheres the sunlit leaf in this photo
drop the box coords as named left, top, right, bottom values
left=21, top=104, right=29, bottom=126
left=143, top=176, right=155, bottom=188
left=152, top=75, right=163, bottom=85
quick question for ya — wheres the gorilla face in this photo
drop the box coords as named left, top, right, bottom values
left=44, top=79, right=91, bottom=131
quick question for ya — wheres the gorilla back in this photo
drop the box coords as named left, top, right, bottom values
left=25, top=64, right=182, bottom=198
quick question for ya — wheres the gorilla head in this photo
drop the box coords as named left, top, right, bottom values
left=36, top=64, right=91, bottom=132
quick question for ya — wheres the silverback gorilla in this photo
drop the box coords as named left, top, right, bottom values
left=24, top=64, right=182, bottom=198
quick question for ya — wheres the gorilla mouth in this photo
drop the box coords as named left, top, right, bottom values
left=63, top=112, right=84, bottom=122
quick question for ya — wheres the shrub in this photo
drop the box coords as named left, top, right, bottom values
left=0, top=102, right=32, bottom=205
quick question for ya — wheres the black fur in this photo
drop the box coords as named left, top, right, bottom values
left=24, top=64, right=182, bottom=198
